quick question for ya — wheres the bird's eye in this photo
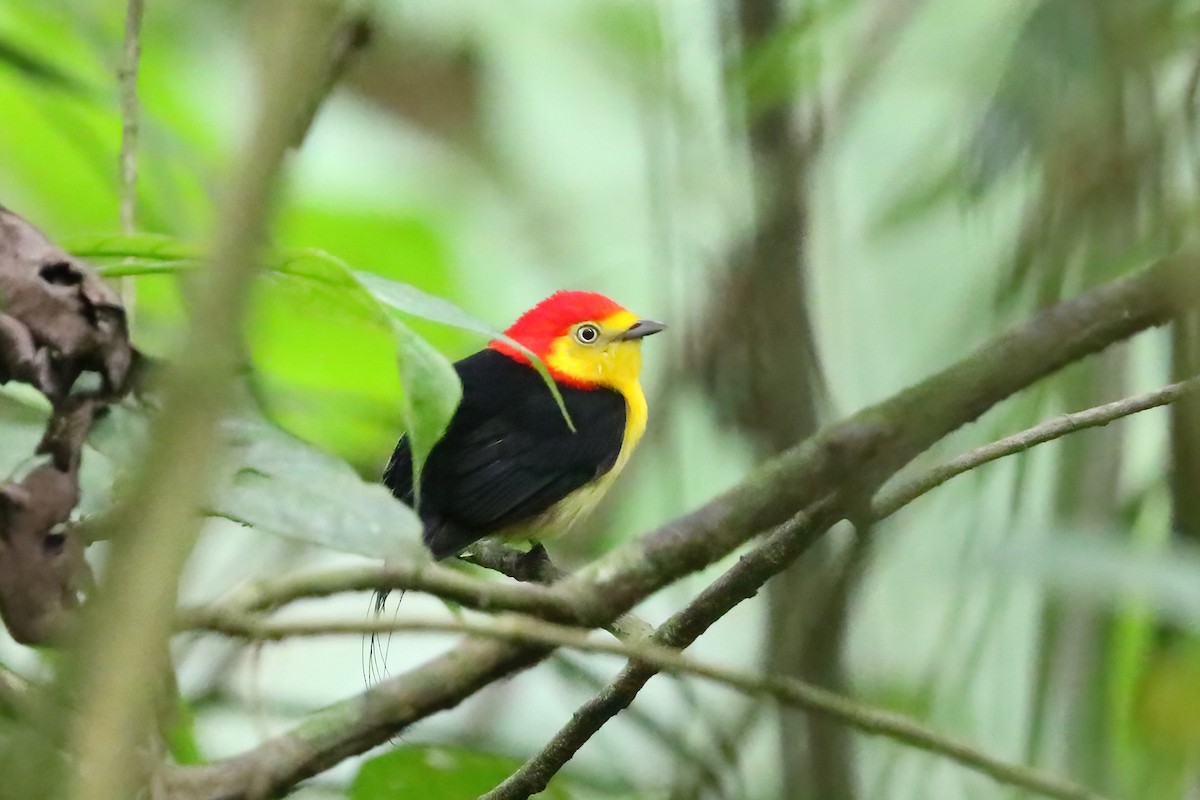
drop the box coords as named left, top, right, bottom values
left=574, top=323, right=600, bottom=344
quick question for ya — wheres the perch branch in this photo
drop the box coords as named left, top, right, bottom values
left=489, top=377, right=1200, bottom=797
left=184, top=545, right=652, bottom=642
left=183, top=562, right=579, bottom=625
left=457, top=539, right=651, bottom=638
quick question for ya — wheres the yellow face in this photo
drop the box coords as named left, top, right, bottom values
left=545, top=310, right=647, bottom=392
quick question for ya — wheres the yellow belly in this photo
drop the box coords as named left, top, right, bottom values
left=497, top=380, right=647, bottom=544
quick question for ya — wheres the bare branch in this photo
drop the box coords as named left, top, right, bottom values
left=461, top=539, right=565, bottom=583
left=117, top=0, right=145, bottom=314
left=489, top=378, right=1200, bottom=797
left=181, top=561, right=578, bottom=624
left=185, top=545, right=653, bottom=642
left=118, top=0, right=144, bottom=238
left=483, top=501, right=838, bottom=800
left=185, top=610, right=1104, bottom=800
left=465, top=540, right=654, bottom=639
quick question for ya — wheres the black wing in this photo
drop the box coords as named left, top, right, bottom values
left=384, top=349, right=625, bottom=558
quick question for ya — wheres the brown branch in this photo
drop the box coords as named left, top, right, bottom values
left=483, top=500, right=837, bottom=800
left=186, top=542, right=653, bottom=642
left=182, top=611, right=1105, bottom=800
left=164, top=252, right=1200, bottom=800
left=459, top=541, right=652, bottom=639
left=181, top=561, right=579, bottom=625
left=487, top=378, right=1200, bottom=798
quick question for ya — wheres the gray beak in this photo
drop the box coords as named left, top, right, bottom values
left=617, top=319, right=666, bottom=341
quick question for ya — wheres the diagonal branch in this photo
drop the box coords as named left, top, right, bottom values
left=187, top=377, right=1198, bottom=674
left=487, top=377, right=1200, bottom=798
left=163, top=252, right=1200, bottom=800
left=546, top=254, right=1200, bottom=624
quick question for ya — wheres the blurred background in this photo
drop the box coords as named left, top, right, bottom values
left=2, top=0, right=1199, bottom=798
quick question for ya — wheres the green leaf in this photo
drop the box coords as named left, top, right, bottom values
left=164, top=695, right=203, bottom=766
left=65, top=237, right=552, bottom=499
left=85, top=399, right=425, bottom=561
left=245, top=263, right=405, bottom=466
left=0, top=34, right=93, bottom=94
left=214, top=412, right=427, bottom=562
left=66, top=232, right=199, bottom=263
left=350, top=745, right=573, bottom=800
left=354, top=270, right=574, bottom=432
left=391, top=319, right=461, bottom=506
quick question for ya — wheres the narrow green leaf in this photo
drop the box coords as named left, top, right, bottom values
left=0, top=35, right=92, bottom=94
left=214, top=413, right=428, bottom=562
left=390, top=318, right=461, bottom=507
left=91, top=260, right=198, bottom=278
left=66, top=232, right=200, bottom=263
left=164, top=696, right=203, bottom=766
left=353, top=270, right=575, bottom=432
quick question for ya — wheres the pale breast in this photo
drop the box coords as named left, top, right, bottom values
left=496, top=384, right=646, bottom=544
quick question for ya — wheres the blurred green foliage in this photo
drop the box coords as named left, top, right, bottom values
left=352, top=745, right=575, bottom=800
left=3, top=0, right=1200, bottom=798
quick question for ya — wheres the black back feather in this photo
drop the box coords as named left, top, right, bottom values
left=384, top=348, right=625, bottom=558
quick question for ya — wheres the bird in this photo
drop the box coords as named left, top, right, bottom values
left=383, top=291, right=665, bottom=561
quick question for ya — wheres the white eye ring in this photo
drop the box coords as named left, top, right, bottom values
left=574, top=323, right=600, bottom=344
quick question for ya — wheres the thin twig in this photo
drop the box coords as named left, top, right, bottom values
left=192, top=539, right=654, bottom=641
left=873, top=375, right=1200, bottom=518
left=484, top=501, right=837, bottom=800
left=118, top=0, right=144, bottom=236
left=118, top=0, right=144, bottom=312
left=180, top=562, right=578, bottom=625
left=180, top=546, right=651, bottom=642
left=190, top=610, right=1104, bottom=800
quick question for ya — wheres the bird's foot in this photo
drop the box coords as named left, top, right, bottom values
left=514, top=543, right=551, bottom=583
